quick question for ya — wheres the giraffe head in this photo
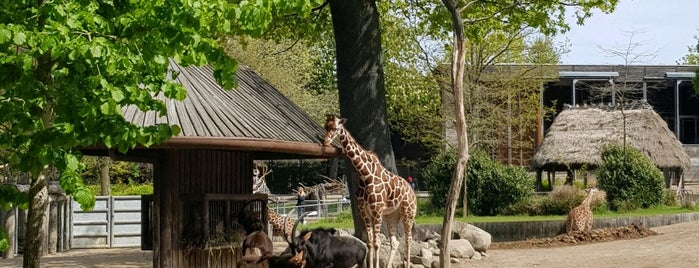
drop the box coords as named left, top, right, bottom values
left=323, top=114, right=346, bottom=146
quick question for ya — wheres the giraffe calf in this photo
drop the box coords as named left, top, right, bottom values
left=566, top=188, right=597, bottom=233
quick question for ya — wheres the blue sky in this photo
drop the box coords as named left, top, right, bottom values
left=555, top=0, right=699, bottom=65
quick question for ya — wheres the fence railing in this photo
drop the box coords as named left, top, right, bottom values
left=269, top=198, right=352, bottom=221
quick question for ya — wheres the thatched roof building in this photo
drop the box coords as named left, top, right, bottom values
left=530, top=104, right=690, bottom=172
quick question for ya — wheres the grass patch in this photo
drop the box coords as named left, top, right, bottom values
left=304, top=205, right=699, bottom=229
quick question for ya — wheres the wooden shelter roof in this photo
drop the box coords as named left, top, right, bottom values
left=530, top=104, right=690, bottom=171
left=88, top=61, right=340, bottom=159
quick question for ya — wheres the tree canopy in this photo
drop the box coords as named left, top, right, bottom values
left=0, top=0, right=322, bottom=265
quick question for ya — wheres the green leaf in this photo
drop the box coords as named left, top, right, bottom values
left=0, top=228, right=8, bottom=252
left=90, top=46, right=102, bottom=58
left=100, top=102, right=110, bottom=115
left=13, top=32, right=26, bottom=45
left=65, top=154, right=80, bottom=171
left=111, top=88, right=124, bottom=102
left=154, top=55, right=167, bottom=65
left=0, top=29, right=11, bottom=44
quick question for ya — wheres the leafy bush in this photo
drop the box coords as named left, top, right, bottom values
left=80, top=156, right=153, bottom=185
left=542, top=185, right=584, bottom=215
left=421, top=150, right=456, bottom=208
left=663, top=190, right=678, bottom=206
left=506, top=187, right=608, bottom=216
left=597, top=143, right=665, bottom=210
left=87, top=184, right=153, bottom=196
left=422, top=150, right=534, bottom=216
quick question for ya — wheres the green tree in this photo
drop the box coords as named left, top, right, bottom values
left=683, top=31, right=699, bottom=93
left=680, top=31, right=699, bottom=65
left=223, top=38, right=339, bottom=123
left=0, top=1, right=321, bottom=266
left=430, top=1, right=618, bottom=266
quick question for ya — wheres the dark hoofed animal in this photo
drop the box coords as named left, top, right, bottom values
left=238, top=199, right=273, bottom=268
left=239, top=230, right=273, bottom=268
left=295, top=227, right=367, bottom=268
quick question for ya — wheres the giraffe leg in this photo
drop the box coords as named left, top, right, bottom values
left=403, top=220, right=413, bottom=268
left=365, top=224, right=374, bottom=268
left=372, top=223, right=382, bottom=268
left=385, top=211, right=404, bottom=268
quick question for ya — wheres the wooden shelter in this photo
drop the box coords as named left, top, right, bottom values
left=82, top=61, right=341, bottom=267
left=530, top=103, right=691, bottom=190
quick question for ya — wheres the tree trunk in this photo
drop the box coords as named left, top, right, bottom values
left=441, top=1, right=470, bottom=267
left=329, top=0, right=397, bottom=239
left=23, top=167, right=50, bottom=268
left=99, top=158, right=111, bottom=196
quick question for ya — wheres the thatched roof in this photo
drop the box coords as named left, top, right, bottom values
left=530, top=104, right=690, bottom=171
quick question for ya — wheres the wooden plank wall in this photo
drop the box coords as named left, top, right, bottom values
left=155, top=149, right=252, bottom=268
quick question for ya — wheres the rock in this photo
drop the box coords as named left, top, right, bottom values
left=420, top=248, right=433, bottom=258
left=412, top=241, right=429, bottom=256
left=431, top=259, right=440, bottom=268
left=471, top=251, right=482, bottom=260
left=449, top=239, right=475, bottom=259
left=411, top=255, right=432, bottom=267
left=452, top=222, right=492, bottom=254
left=379, top=243, right=403, bottom=268
left=413, top=227, right=442, bottom=242
left=451, top=257, right=460, bottom=263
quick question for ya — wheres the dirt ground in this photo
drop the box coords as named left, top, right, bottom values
left=2, top=220, right=699, bottom=267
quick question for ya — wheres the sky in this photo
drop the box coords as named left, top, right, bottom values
left=555, top=0, right=699, bottom=65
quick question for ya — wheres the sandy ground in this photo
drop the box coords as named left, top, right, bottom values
left=2, top=220, right=699, bottom=267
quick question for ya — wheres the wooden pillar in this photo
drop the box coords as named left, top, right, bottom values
left=154, top=155, right=168, bottom=268
left=48, top=196, right=57, bottom=254
left=535, top=169, right=543, bottom=192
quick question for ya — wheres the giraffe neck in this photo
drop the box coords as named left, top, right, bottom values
left=338, top=127, right=381, bottom=180
left=582, top=191, right=595, bottom=207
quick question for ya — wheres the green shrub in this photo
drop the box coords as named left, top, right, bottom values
left=422, top=150, right=534, bottom=216
left=421, top=150, right=456, bottom=208
left=597, top=143, right=665, bottom=210
left=542, top=185, right=584, bottom=215
left=506, top=187, right=608, bottom=216
left=467, top=151, right=534, bottom=216
left=80, top=156, right=153, bottom=185
left=663, top=190, right=678, bottom=206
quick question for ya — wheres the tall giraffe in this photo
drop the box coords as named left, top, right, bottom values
left=566, top=188, right=598, bottom=233
left=323, top=114, right=416, bottom=268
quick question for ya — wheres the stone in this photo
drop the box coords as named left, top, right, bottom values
left=411, top=255, right=432, bottom=267
left=420, top=248, right=433, bottom=258
left=413, top=227, right=442, bottom=242
left=452, top=222, right=492, bottom=254
left=451, top=257, right=460, bottom=263
left=449, top=239, right=475, bottom=259
left=471, top=251, right=482, bottom=260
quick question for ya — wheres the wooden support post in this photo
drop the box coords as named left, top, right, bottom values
left=48, top=197, right=57, bottom=254
left=535, top=169, right=543, bottom=192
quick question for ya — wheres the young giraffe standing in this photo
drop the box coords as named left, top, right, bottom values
left=324, top=114, right=416, bottom=268
left=566, top=188, right=598, bottom=233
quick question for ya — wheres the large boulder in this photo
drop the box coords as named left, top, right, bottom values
left=452, top=222, right=491, bottom=254
left=413, top=227, right=442, bottom=242
left=449, top=239, right=475, bottom=259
